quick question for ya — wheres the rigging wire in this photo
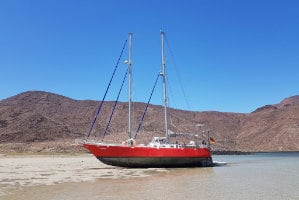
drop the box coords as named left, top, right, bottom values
left=166, top=76, right=178, bottom=109
left=102, top=68, right=128, bottom=139
left=164, top=35, right=192, bottom=110
left=134, top=72, right=160, bottom=139
left=86, top=39, right=128, bottom=139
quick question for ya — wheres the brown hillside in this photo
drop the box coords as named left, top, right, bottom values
left=237, top=95, right=299, bottom=152
left=0, top=91, right=298, bottom=153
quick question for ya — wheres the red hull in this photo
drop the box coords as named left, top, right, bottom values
left=83, top=143, right=213, bottom=168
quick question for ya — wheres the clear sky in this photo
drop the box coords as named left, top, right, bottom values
left=0, top=0, right=298, bottom=113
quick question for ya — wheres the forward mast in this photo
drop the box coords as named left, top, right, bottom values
left=160, top=31, right=169, bottom=142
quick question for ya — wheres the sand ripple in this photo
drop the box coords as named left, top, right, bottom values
left=0, top=154, right=167, bottom=196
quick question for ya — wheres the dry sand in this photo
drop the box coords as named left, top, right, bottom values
left=0, top=154, right=167, bottom=197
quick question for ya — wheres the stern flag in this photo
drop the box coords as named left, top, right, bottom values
left=209, top=137, right=215, bottom=144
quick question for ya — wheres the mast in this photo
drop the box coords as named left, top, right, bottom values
left=161, top=31, right=169, bottom=142
left=128, top=33, right=133, bottom=138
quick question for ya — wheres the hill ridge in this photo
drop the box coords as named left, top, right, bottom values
left=0, top=91, right=298, bottom=153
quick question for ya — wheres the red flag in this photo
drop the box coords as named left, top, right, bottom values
left=209, top=137, right=215, bottom=144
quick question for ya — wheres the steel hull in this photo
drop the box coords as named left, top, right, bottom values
left=98, top=157, right=213, bottom=168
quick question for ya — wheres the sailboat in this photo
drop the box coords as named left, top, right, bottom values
left=82, top=32, right=213, bottom=168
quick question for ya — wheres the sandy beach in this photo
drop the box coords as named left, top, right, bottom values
left=0, top=154, right=167, bottom=197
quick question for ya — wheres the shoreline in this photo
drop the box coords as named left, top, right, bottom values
left=1, top=140, right=298, bottom=156
left=1, top=148, right=298, bottom=156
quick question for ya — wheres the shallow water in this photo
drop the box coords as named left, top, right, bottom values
left=1, top=153, right=298, bottom=200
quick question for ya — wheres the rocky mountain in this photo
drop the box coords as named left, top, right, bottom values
left=0, top=91, right=298, bottom=153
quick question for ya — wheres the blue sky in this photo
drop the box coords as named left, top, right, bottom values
left=0, top=0, right=298, bottom=113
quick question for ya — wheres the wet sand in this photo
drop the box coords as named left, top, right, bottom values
left=0, top=154, right=167, bottom=198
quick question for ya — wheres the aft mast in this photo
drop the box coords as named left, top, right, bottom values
left=128, top=33, right=133, bottom=139
left=160, top=31, right=169, bottom=142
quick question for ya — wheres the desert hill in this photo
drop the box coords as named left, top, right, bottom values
left=0, top=91, right=298, bottom=153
